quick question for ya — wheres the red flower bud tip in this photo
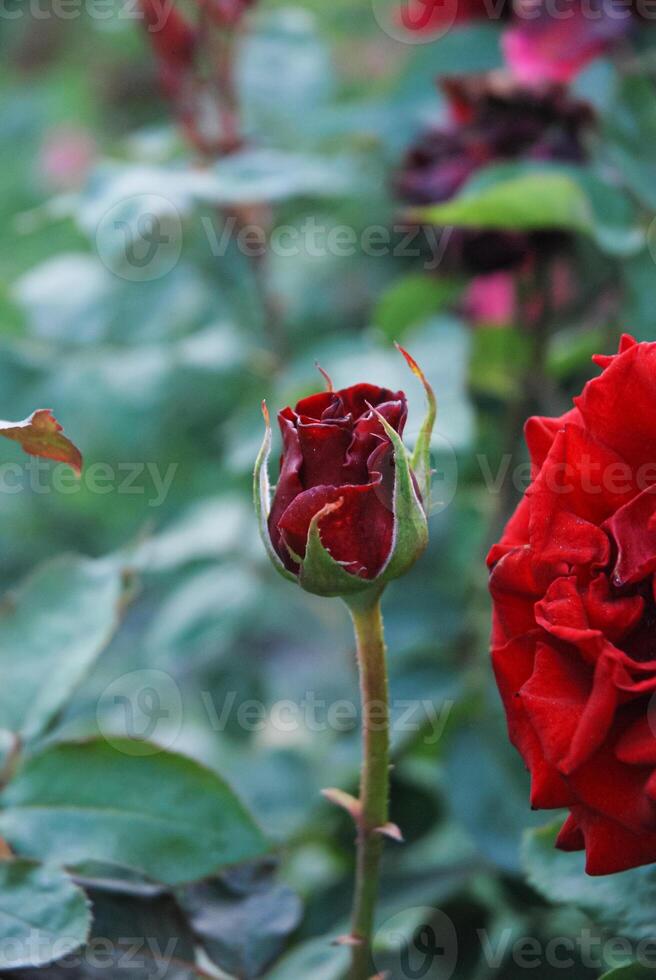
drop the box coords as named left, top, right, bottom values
left=139, top=0, right=196, bottom=65
left=260, top=399, right=270, bottom=428
left=254, top=348, right=436, bottom=598
left=489, top=334, right=656, bottom=875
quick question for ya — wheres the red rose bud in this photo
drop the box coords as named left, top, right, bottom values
left=201, top=0, right=257, bottom=28
left=255, top=348, right=436, bottom=598
left=489, top=335, right=656, bottom=875
left=139, top=0, right=197, bottom=100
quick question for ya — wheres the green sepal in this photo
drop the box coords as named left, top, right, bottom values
left=396, top=344, right=436, bottom=510
left=373, top=407, right=429, bottom=584
left=253, top=402, right=297, bottom=584
left=297, top=500, right=376, bottom=598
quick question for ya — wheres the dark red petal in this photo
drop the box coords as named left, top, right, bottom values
left=555, top=813, right=585, bottom=852
left=616, top=716, right=656, bottom=767
left=571, top=805, right=656, bottom=875
left=277, top=482, right=394, bottom=579
left=492, top=635, right=574, bottom=809
left=344, top=399, right=407, bottom=484
left=486, top=495, right=531, bottom=567
left=535, top=575, right=643, bottom=658
left=524, top=407, right=581, bottom=474
left=333, top=384, right=405, bottom=423
left=295, top=391, right=339, bottom=422
left=558, top=654, right=619, bottom=776
left=489, top=546, right=564, bottom=646
left=297, top=423, right=353, bottom=489
left=577, top=338, right=656, bottom=471
left=520, top=644, right=591, bottom=771
left=592, top=332, right=638, bottom=369
left=526, top=424, right=634, bottom=567
left=606, top=484, right=656, bottom=587
left=268, top=411, right=304, bottom=570
left=565, top=739, right=656, bottom=836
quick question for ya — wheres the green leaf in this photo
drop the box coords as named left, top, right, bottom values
left=469, top=327, right=531, bottom=399
left=414, top=171, right=593, bottom=233
left=373, top=274, right=462, bottom=342
left=0, top=408, right=81, bottom=473
left=0, top=860, right=90, bottom=969
left=0, top=739, right=269, bottom=886
left=412, top=163, right=641, bottom=256
left=0, top=555, right=123, bottom=741
left=179, top=867, right=303, bottom=978
left=600, top=966, right=656, bottom=980
left=445, top=724, right=545, bottom=873
left=523, top=821, right=656, bottom=940
left=266, top=935, right=350, bottom=980
left=5, top=883, right=201, bottom=978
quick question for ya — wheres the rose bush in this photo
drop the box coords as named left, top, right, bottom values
left=489, top=335, right=656, bottom=875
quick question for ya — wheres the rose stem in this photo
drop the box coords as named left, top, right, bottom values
left=346, top=588, right=390, bottom=980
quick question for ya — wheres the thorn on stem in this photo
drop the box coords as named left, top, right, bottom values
left=332, top=934, right=364, bottom=948
left=374, top=821, right=404, bottom=843
left=321, top=787, right=362, bottom=823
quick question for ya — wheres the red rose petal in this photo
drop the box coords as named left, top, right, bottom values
left=492, top=635, right=574, bottom=809
left=616, top=716, right=656, bottom=767
left=606, top=485, right=656, bottom=587
left=278, top=482, right=394, bottom=579
left=555, top=813, right=585, bottom=852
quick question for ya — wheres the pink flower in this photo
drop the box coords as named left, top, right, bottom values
left=39, top=127, right=96, bottom=191
left=465, top=273, right=516, bottom=327
left=504, top=0, right=632, bottom=85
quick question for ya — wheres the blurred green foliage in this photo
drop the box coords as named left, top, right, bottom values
left=0, top=1, right=655, bottom=977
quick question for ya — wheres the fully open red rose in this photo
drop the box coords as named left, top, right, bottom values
left=489, top=335, right=656, bottom=875
left=268, top=384, right=408, bottom=580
